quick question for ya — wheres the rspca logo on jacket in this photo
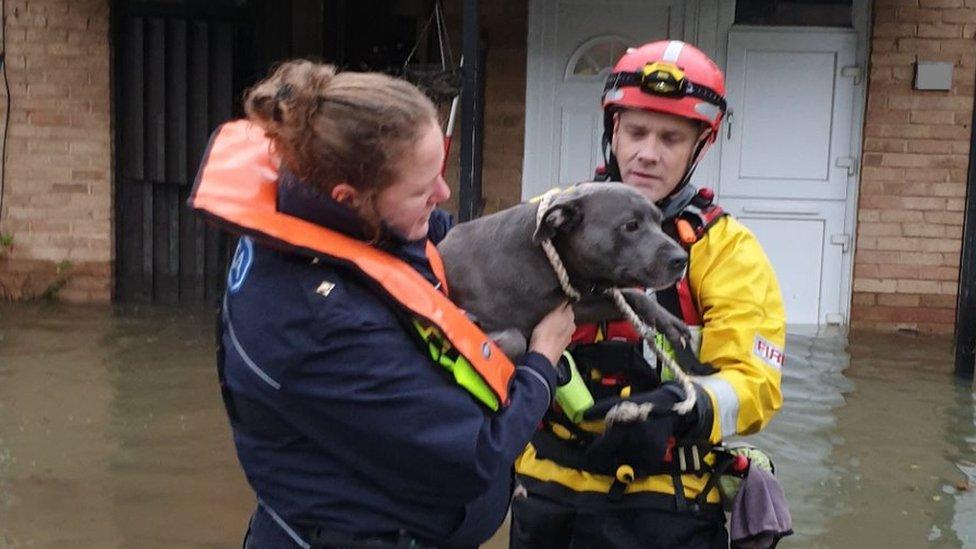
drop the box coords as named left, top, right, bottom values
left=228, top=237, right=254, bottom=293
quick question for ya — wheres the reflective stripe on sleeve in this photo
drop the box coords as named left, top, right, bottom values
left=698, top=375, right=739, bottom=438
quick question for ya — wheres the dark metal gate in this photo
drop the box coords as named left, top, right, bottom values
left=111, top=0, right=454, bottom=304
left=113, top=2, right=252, bottom=304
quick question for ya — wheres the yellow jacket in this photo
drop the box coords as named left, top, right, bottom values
left=515, top=215, right=786, bottom=501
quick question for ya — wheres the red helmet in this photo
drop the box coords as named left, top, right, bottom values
left=602, top=40, right=726, bottom=139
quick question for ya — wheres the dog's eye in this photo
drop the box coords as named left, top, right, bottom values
left=624, top=220, right=640, bottom=232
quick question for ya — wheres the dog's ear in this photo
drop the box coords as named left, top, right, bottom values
left=533, top=201, right=583, bottom=243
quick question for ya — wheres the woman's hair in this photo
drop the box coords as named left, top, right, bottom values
left=244, top=60, right=438, bottom=196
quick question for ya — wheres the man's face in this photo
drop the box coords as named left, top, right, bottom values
left=611, top=108, right=706, bottom=202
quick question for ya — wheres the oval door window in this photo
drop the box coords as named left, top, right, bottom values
left=565, top=35, right=632, bottom=80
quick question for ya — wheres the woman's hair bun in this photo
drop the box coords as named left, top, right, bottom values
left=242, top=59, right=437, bottom=201
left=244, top=60, right=337, bottom=137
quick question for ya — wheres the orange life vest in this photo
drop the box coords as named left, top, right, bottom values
left=190, top=120, right=515, bottom=408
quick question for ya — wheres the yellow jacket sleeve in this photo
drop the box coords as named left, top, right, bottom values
left=687, top=216, right=786, bottom=443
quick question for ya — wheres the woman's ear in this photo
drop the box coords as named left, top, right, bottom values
left=331, top=183, right=361, bottom=208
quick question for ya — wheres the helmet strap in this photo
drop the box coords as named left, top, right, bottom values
left=601, top=110, right=623, bottom=181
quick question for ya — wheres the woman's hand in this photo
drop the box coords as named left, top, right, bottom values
left=529, top=302, right=576, bottom=366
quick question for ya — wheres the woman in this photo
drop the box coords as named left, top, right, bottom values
left=191, top=60, right=574, bottom=548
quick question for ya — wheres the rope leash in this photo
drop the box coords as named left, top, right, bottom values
left=536, top=189, right=697, bottom=415
left=535, top=190, right=582, bottom=301
left=606, top=288, right=697, bottom=415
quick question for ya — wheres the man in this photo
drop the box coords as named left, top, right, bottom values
left=510, top=40, right=786, bottom=548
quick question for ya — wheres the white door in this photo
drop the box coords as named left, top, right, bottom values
left=522, top=0, right=694, bottom=200
left=719, top=28, right=859, bottom=325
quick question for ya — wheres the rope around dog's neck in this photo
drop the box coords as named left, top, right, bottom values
left=535, top=188, right=697, bottom=415
left=536, top=190, right=582, bottom=302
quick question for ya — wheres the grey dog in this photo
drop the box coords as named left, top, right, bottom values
left=437, top=183, right=693, bottom=359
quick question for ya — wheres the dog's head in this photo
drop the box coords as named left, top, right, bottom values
left=533, top=183, right=687, bottom=291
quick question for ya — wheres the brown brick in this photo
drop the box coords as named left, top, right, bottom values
left=885, top=265, right=924, bottom=279
left=51, top=182, right=87, bottom=194
left=903, top=223, right=947, bottom=237
left=864, top=137, right=909, bottom=152
left=887, top=94, right=974, bottom=111
left=861, top=165, right=907, bottom=181
left=859, top=209, right=882, bottom=222
left=924, top=211, right=965, bottom=225
left=70, top=168, right=107, bottom=181
left=868, top=122, right=970, bottom=140
left=854, top=263, right=880, bottom=278
left=896, top=37, right=942, bottom=53
left=852, top=305, right=955, bottom=324
left=947, top=198, right=966, bottom=210
left=858, top=222, right=904, bottom=237
left=875, top=23, right=920, bottom=38
left=872, top=52, right=919, bottom=66
left=907, top=139, right=955, bottom=153
left=897, top=279, right=943, bottom=293
left=943, top=8, right=976, bottom=23
left=918, top=23, right=964, bottom=38
left=932, top=266, right=961, bottom=281
left=27, top=111, right=69, bottom=126
left=910, top=110, right=958, bottom=124
left=944, top=224, right=965, bottom=239
left=939, top=281, right=960, bottom=294
left=878, top=293, right=922, bottom=307
left=919, top=238, right=962, bottom=252
left=853, top=278, right=898, bottom=293
left=882, top=152, right=945, bottom=168
left=941, top=37, right=976, bottom=53
left=910, top=196, right=948, bottom=209
left=855, top=240, right=889, bottom=258
left=858, top=236, right=880, bottom=250
left=874, top=38, right=899, bottom=52
left=897, top=251, right=946, bottom=265
left=868, top=110, right=913, bottom=125
left=898, top=9, right=944, bottom=24
left=928, top=182, right=967, bottom=196
left=878, top=236, right=927, bottom=251
left=920, top=294, right=957, bottom=307
left=880, top=209, right=925, bottom=223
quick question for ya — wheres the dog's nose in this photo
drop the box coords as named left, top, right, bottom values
left=666, top=251, right=688, bottom=273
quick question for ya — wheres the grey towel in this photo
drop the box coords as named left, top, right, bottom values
left=729, top=462, right=793, bottom=549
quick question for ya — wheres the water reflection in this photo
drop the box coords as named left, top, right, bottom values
left=743, top=326, right=855, bottom=544
left=0, top=305, right=973, bottom=547
left=746, top=326, right=976, bottom=548
left=0, top=303, right=252, bottom=547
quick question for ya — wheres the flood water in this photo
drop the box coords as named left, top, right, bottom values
left=0, top=303, right=974, bottom=548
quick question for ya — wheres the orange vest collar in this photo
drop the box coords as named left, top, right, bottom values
left=190, top=120, right=514, bottom=405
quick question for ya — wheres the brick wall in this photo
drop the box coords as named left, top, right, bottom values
left=853, top=0, right=975, bottom=333
left=0, top=0, right=112, bottom=302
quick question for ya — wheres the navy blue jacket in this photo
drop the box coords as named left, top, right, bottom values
left=221, top=178, right=557, bottom=547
